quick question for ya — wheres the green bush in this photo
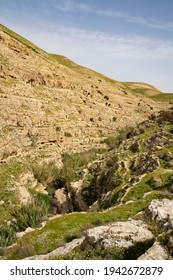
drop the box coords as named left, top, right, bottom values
left=18, top=244, right=35, bottom=259
left=31, top=161, right=59, bottom=187
left=53, top=246, right=123, bottom=260
left=59, top=149, right=105, bottom=184
left=11, top=196, right=49, bottom=231
left=104, top=136, right=120, bottom=149
left=0, top=224, right=16, bottom=249
left=103, top=126, right=134, bottom=149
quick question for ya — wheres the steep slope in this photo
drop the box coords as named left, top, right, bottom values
left=0, top=24, right=169, bottom=165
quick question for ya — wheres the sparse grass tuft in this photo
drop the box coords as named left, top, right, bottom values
left=0, top=224, right=16, bottom=249
left=30, top=161, right=59, bottom=187
left=11, top=196, right=49, bottom=231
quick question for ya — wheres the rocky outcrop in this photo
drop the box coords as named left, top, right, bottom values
left=16, top=227, right=35, bottom=239
left=82, top=220, right=154, bottom=251
left=148, top=199, right=173, bottom=230
left=131, top=153, right=160, bottom=175
left=15, top=172, right=38, bottom=204
left=54, top=188, right=71, bottom=214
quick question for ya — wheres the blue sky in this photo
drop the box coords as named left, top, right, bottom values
left=0, top=0, right=173, bottom=92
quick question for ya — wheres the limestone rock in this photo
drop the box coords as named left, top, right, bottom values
left=54, top=188, right=71, bottom=213
left=138, top=242, right=170, bottom=260
left=35, top=182, right=48, bottom=195
left=148, top=199, right=173, bottom=230
left=151, top=176, right=163, bottom=189
left=131, top=153, right=160, bottom=175
left=15, top=172, right=37, bottom=204
left=68, top=171, right=89, bottom=212
left=0, top=200, right=4, bottom=206
left=16, top=227, right=35, bottom=239
left=82, top=220, right=154, bottom=250
left=17, top=185, right=32, bottom=205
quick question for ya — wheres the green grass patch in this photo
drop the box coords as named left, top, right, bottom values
left=150, top=93, right=173, bottom=102
left=122, top=169, right=173, bottom=203
left=31, top=161, right=59, bottom=187
left=0, top=160, right=26, bottom=223
left=103, top=126, right=134, bottom=150
left=11, top=196, right=49, bottom=232
left=59, top=149, right=106, bottom=184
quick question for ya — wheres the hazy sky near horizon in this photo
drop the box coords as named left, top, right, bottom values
left=0, top=0, right=173, bottom=92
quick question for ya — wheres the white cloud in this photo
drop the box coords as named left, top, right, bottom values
left=41, top=26, right=173, bottom=60
left=55, top=0, right=173, bottom=32
left=57, top=0, right=75, bottom=12
left=56, top=0, right=90, bottom=12
left=4, top=19, right=173, bottom=60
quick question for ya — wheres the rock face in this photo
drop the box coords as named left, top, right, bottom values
left=82, top=220, right=154, bottom=250
left=54, top=188, right=71, bottom=213
left=15, top=172, right=37, bottom=204
left=131, top=153, right=160, bottom=175
left=148, top=199, right=173, bottom=230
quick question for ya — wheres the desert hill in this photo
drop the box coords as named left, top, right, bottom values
left=0, top=23, right=170, bottom=164
left=0, top=24, right=173, bottom=260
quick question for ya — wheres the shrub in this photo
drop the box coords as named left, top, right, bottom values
left=123, top=239, right=154, bottom=260
left=104, top=136, right=119, bottom=149
left=64, top=132, right=72, bottom=137
left=103, top=126, right=134, bottom=149
left=0, top=224, right=16, bottom=249
left=31, top=161, right=59, bottom=187
left=54, top=246, right=123, bottom=260
left=11, top=196, right=49, bottom=231
left=158, top=233, right=170, bottom=246
left=104, top=95, right=109, bottom=100
left=19, top=244, right=35, bottom=258
left=59, top=149, right=105, bottom=184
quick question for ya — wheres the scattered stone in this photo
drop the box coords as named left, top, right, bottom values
left=151, top=176, right=163, bottom=189
left=0, top=200, right=4, bottom=206
left=16, top=227, right=35, bottom=239
left=162, top=152, right=173, bottom=161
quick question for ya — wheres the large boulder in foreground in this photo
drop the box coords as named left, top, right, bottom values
left=82, top=220, right=154, bottom=251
